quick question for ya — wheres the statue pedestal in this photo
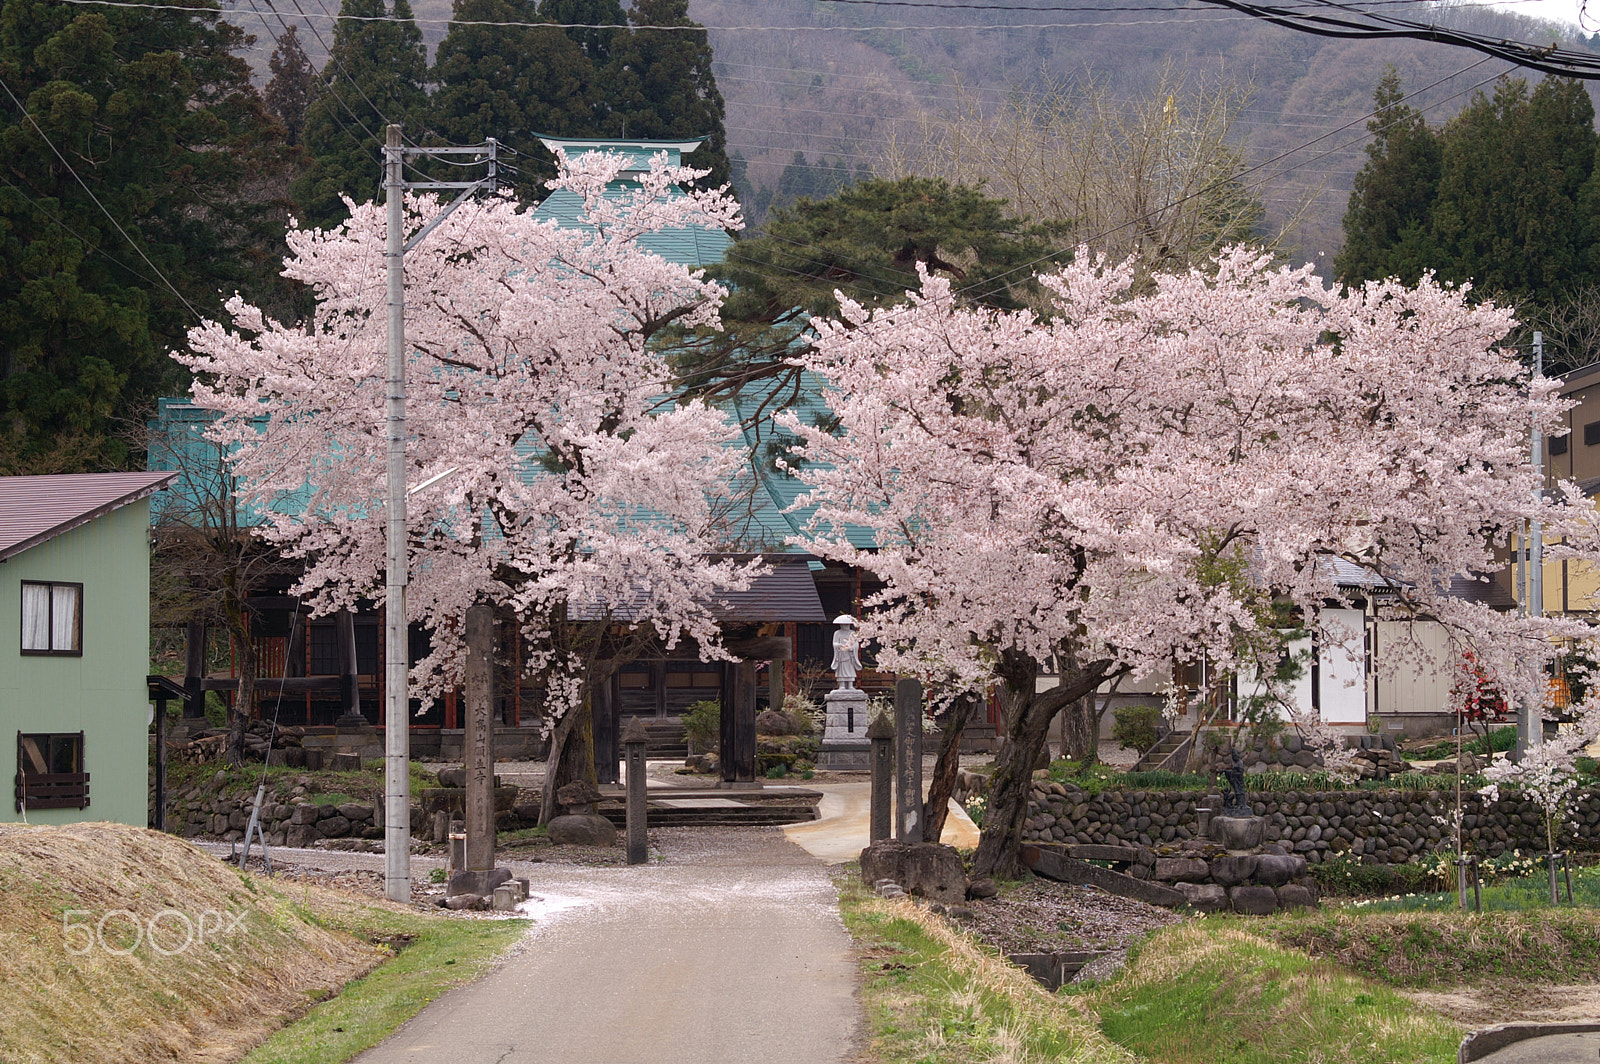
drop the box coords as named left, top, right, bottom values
left=819, top=688, right=871, bottom=772
left=1208, top=815, right=1264, bottom=850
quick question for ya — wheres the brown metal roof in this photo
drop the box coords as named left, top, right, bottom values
left=0, top=472, right=177, bottom=563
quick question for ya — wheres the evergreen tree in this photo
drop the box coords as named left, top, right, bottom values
left=293, top=0, right=428, bottom=229
left=1429, top=76, right=1598, bottom=302
left=1335, top=69, right=1442, bottom=288
left=0, top=0, right=287, bottom=469
left=600, top=0, right=730, bottom=189
left=265, top=25, right=315, bottom=147
left=539, top=0, right=626, bottom=65
left=428, top=0, right=600, bottom=200
left=675, top=177, right=1066, bottom=408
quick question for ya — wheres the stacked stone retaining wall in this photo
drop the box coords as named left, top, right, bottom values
left=166, top=787, right=422, bottom=846
left=1022, top=781, right=1600, bottom=863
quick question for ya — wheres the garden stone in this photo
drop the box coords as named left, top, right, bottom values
left=1154, top=857, right=1209, bottom=882
left=1209, top=854, right=1259, bottom=887
left=860, top=840, right=967, bottom=906
left=557, top=779, right=604, bottom=814
left=339, top=802, right=374, bottom=822
left=1208, top=815, right=1263, bottom=849
left=445, top=893, right=485, bottom=911
left=437, top=767, right=467, bottom=788
left=1174, top=882, right=1228, bottom=912
left=548, top=813, right=617, bottom=847
left=1229, top=885, right=1279, bottom=915
left=1276, top=883, right=1317, bottom=908
left=1253, top=854, right=1301, bottom=886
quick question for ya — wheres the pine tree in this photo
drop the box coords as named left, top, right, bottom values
left=265, top=25, right=315, bottom=147
left=293, top=0, right=428, bottom=229
left=428, top=0, right=600, bottom=200
left=599, top=0, right=730, bottom=189
left=0, top=0, right=286, bottom=469
left=1429, top=76, right=1599, bottom=302
left=1335, top=68, right=1442, bottom=288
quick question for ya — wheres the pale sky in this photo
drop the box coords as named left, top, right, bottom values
left=1490, top=0, right=1594, bottom=32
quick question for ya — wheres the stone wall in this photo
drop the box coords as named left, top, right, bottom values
left=164, top=783, right=419, bottom=846
left=1021, top=780, right=1600, bottom=863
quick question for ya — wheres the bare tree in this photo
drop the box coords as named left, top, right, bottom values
left=146, top=409, right=296, bottom=764
left=877, top=64, right=1308, bottom=277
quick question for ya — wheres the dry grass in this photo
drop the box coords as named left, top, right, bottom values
left=0, top=822, right=383, bottom=1064
left=845, top=888, right=1139, bottom=1064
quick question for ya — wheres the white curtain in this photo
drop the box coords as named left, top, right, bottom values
left=51, top=584, right=78, bottom=651
left=21, top=583, right=49, bottom=651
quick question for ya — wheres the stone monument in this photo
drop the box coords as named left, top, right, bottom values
left=818, top=614, right=871, bottom=772
left=1209, top=748, right=1264, bottom=849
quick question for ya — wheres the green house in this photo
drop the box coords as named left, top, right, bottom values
left=0, top=472, right=175, bottom=824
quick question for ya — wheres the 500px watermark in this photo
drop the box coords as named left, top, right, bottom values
left=62, top=909, right=246, bottom=956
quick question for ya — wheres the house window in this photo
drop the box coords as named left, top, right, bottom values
left=20, top=582, right=82, bottom=655
left=15, top=732, right=89, bottom=811
left=1552, top=434, right=1570, bottom=456
left=1585, top=421, right=1600, bottom=446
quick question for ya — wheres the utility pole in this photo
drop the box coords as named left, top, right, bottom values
left=382, top=125, right=502, bottom=904
left=1517, top=331, right=1546, bottom=762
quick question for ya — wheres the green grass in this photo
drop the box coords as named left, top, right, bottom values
left=1080, top=922, right=1462, bottom=1064
left=497, top=826, right=550, bottom=846
left=165, top=760, right=439, bottom=807
left=836, top=872, right=1134, bottom=1063
left=1336, top=856, right=1600, bottom=913
left=241, top=904, right=526, bottom=1064
left=1409, top=726, right=1518, bottom=762
left=1260, top=905, right=1600, bottom=988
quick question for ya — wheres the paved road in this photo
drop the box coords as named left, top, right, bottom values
left=352, top=828, right=863, bottom=1064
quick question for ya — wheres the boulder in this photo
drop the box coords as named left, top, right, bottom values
left=316, top=815, right=352, bottom=837
left=859, top=840, right=968, bottom=906
left=338, top=803, right=374, bottom=822
left=1276, top=883, right=1318, bottom=909
left=437, top=768, right=467, bottom=788
left=966, top=877, right=999, bottom=900
left=445, top=893, right=485, bottom=911
left=755, top=708, right=800, bottom=735
left=547, top=813, right=617, bottom=847
left=1208, top=815, right=1264, bottom=849
left=1154, top=857, right=1209, bottom=883
left=557, top=779, right=604, bottom=814
left=449, top=867, right=513, bottom=898
left=1229, top=885, right=1279, bottom=915
left=1174, top=881, right=1229, bottom=912
left=1209, top=854, right=1259, bottom=888
left=1252, top=854, right=1305, bottom=887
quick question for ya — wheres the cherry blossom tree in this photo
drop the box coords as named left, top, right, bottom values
left=783, top=247, right=1595, bottom=877
left=178, top=151, right=758, bottom=817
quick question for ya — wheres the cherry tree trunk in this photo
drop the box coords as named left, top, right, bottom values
left=540, top=694, right=595, bottom=826
left=1061, top=693, right=1099, bottom=765
left=971, top=688, right=1059, bottom=877
left=922, top=694, right=977, bottom=842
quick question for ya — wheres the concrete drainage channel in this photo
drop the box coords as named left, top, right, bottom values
left=1458, top=1022, right=1600, bottom=1063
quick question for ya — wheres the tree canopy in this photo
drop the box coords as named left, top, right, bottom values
left=784, top=246, right=1592, bottom=875
left=1338, top=71, right=1600, bottom=369
left=179, top=151, right=756, bottom=816
left=0, top=0, right=288, bottom=471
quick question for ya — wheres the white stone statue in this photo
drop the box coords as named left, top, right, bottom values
left=831, top=614, right=861, bottom=690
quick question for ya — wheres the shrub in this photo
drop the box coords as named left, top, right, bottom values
left=682, top=700, right=720, bottom=753
left=1112, top=704, right=1163, bottom=754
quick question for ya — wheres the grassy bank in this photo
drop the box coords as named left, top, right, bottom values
left=838, top=871, right=1475, bottom=1064
left=838, top=876, right=1136, bottom=1064
left=1078, top=922, right=1463, bottom=1064
left=242, top=893, right=526, bottom=1064
left=0, top=821, right=526, bottom=1064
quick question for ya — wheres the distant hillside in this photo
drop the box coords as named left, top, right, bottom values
left=690, top=0, right=1600, bottom=259
left=223, top=0, right=1600, bottom=262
